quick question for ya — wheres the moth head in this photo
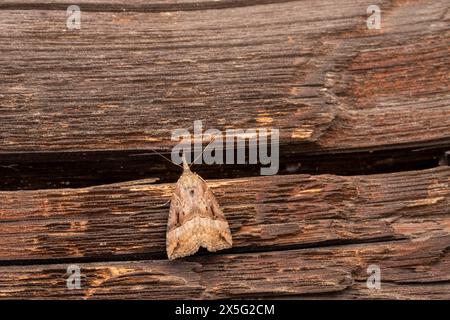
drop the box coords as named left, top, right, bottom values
left=178, top=172, right=205, bottom=198
left=173, top=152, right=215, bottom=219
left=181, top=153, right=190, bottom=171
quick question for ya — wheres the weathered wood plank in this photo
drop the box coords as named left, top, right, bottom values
left=1, top=0, right=301, bottom=12
left=0, top=236, right=448, bottom=299
left=0, top=0, right=448, bottom=153
left=0, top=167, right=448, bottom=261
left=0, top=0, right=449, bottom=300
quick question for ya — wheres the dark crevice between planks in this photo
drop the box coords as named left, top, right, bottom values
left=0, top=234, right=406, bottom=267
left=0, top=143, right=449, bottom=190
left=0, top=0, right=300, bottom=12
left=353, top=279, right=450, bottom=286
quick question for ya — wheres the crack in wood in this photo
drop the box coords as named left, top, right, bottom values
left=0, top=0, right=301, bottom=13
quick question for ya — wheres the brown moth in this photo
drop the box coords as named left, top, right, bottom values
left=166, top=155, right=233, bottom=260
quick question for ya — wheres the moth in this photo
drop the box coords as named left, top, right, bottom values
left=166, top=154, right=233, bottom=260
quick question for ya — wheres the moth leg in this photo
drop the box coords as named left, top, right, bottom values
left=154, top=199, right=171, bottom=208
left=172, top=193, right=183, bottom=226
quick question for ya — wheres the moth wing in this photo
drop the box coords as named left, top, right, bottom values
left=166, top=183, right=196, bottom=259
left=166, top=174, right=232, bottom=260
left=204, top=186, right=233, bottom=245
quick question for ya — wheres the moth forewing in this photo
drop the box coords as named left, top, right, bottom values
left=166, top=164, right=232, bottom=260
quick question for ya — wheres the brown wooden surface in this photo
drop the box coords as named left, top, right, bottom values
left=0, top=167, right=449, bottom=299
left=0, top=167, right=449, bottom=261
left=0, top=0, right=449, bottom=299
left=0, top=0, right=448, bottom=153
left=0, top=236, right=449, bottom=299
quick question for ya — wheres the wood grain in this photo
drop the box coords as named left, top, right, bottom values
left=0, top=236, right=448, bottom=299
left=0, top=0, right=449, bottom=300
left=0, top=0, right=448, bottom=153
left=0, top=167, right=448, bottom=261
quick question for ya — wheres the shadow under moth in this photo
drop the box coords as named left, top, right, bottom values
left=166, top=155, right=233, bottom=260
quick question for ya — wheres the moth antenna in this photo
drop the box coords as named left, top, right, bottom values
left=0, top=164, right=19, bottom=172
left=189, top=135, right=218, bottom=169
left=129, top=149, right=183, bottom=169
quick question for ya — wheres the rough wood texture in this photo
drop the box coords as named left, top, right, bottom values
left=0, top=0, right=449, bottom=300
left=0, top=0, right=448, bottom=153
left=0, top=236, right=448, bottom=299
left=0, top=167, right=448, bottom=261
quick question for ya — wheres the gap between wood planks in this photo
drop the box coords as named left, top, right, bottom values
left=0, top=144, right=449, bottom=190
left=0, top=0, right=300, bottom=13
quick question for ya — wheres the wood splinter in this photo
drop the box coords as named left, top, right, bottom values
left=166, top=154, right=233, bottom=260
